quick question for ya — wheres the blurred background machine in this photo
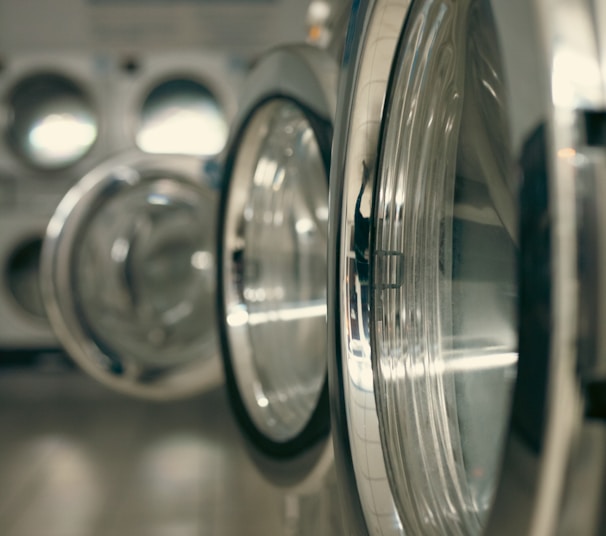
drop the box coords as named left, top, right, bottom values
left=0, top=0, right=308, bottom=355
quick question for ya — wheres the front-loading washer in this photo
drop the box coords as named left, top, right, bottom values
left=217, top=44, right=336, bottom=459
left=0, top=0, right=314, bottom=362
left=40, top=151, right=223, bottom=399
left=106, top=50, right=244, bottom=159
left=0, top=49, right=245, bottom=358
left=215, top=3, right=349, bottom=530
left=0, top=53, right=111, bottom=353
left=328, top=0, right=606, bottom=534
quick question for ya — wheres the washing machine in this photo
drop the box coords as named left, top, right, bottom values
left=38, top=151, right=223, bottom=399
left=0, top=53, right=110, bottom=352
left=0, top=0, right=309, bottom=359
left=328, top=0, right=606, bottom=534
left=214, top=2, right=350, bottom=532
left=0, top=50, right=244, bottom=358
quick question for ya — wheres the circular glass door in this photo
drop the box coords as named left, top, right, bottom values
left=217, top=44, right=337, bottom=461
left=219, top=97, right=331, bottom=456
left=41, top=152, right=221, bottom=399
left=371, top=0, right=517, bottom=531
left=329, top=0, right=605, bottom=534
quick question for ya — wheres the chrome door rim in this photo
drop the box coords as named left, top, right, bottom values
left=328, top=1, right=412, bottom=534
left=41, top=151, right=222, bottom=400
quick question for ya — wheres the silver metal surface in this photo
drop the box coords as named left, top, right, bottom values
left=0, top=367, right=342, bottom=536
left=329, top=0, right=606, bottom=534
left=0, top=0, right=294, bottom=354
left=231, top=45, right=338, bottom=136
left=0, top=0, right=309, bottom=56
left=0, top=53, right=111, bottom=351
left=486, top=0, right=606, bottom=533
left=327, top=1, right=412, bottom=534
left=108, top=51, right=243, bottom=159
left=41, top=152, right=223, bottom=400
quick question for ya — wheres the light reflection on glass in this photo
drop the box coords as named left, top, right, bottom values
left=28, top=113, right=97, bottom=164
left=371, top=0, right=518, bottom=532
left=75, top=179, right=217, bottom=369
left=224, top=100, right=329, bottom=442
left=190, top=251, right=213, bottom=270
left=8, top=74, right=98, bottom=169
left=245, top=303, right=327, bottom=326
left=137, top=79, right=228, bottom=156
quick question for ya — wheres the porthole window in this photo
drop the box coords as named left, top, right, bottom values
left=41, top=153, right=221, bottom=399
left=7, top=73, right=98, bottom=169
left=221, top=98, right=330, bottom=448
left=137, top=79, right=228, bottom=156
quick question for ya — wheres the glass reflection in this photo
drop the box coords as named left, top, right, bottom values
left=225, top=100, right=328, bottom=442
left=7, top=74, right=98, bottom=169
left=137, top=79, right=228, bottom=156
left=74, top=177, right=216, bottom=370
left=371, top=0, right=518, bottom=534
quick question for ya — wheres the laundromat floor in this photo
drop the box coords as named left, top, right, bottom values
left=0, top=366, right=339, bottom=536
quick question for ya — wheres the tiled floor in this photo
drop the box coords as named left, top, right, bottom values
left=0, top=366, right=341, bottom=536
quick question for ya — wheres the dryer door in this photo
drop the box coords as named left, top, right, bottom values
left=217, top=45, right=338, bottom=467
left=41, top=152, right=222, bottom=399
left=329, top=0, right=606, bottom=534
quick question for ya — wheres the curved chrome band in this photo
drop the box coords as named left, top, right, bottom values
left=232, top=45, right=338, bottom=132
left=328, top=1, right=412, bottom=533
left=41, top=151, right=222, bottom=400
left=329, top=0, right=606, bottom=534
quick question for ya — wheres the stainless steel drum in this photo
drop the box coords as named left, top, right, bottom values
left=217, top=44, right=337, bottom=462
left=328, top=0, right=606, bottom=534
left=41, top=152, right=222, bottom=399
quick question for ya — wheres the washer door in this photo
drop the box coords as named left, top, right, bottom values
left=217, top=45, right=337, bottom=465
left=41, top=152, right=222, bottom=399
left=329, top=0, right=606, bottom=534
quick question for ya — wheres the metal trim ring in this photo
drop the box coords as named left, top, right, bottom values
left=328, top=1, right=412, bottom=534
left=41, top=150, right=223, bottom=400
